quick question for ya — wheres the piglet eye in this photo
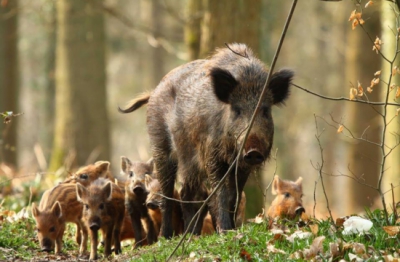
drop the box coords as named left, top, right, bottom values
left=84, top=204, right=89, bottom=210
left=99, top=204, right=105, bottom=210
left=36, top=228, right=40, bottom=232
left=49, top=226, right=55, bottom=232
left=80, top=173, right=88, bottom=180
left=129, top=171, right=134, bottom=178
left=284, top=192, right=290, bottom=198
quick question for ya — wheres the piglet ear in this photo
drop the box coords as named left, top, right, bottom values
left=95, top=161, right=110, bottom=172
left=31, top=202, right=40, bottom=218
left=120, top=156, right=132, bottom=174
left=268, top=69, right=294, bottom=105
left=271, top=175, right=281, bottom=195
left=102, top=182, right=113, bottom=201
left=76, top=183, right=87, bottom=202
left=51, top=201, right=63, bottom=219
left=295, top=177, right=303, bottom=191
left=210, top=68, right=238, bottom=103
left=144, top=174, right=153, bottom=188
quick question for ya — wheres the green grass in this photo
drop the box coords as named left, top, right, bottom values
left=0, top=208, right=399, bottom=261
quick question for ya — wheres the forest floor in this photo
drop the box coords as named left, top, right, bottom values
left=1, top=206, right=400, bottom=261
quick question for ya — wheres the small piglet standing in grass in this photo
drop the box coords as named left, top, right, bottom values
left=267, top=175, right=305, bottom=219
left=76, top=178, right=125, bottom=260
left=120, top=156, right=157, bottom=247
left=31, top=183, right=88, bottom=255
left=119, top=43, right=293, bottom=238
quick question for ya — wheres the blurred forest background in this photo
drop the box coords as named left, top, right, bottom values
left=0, top=0, right=399, bottom=220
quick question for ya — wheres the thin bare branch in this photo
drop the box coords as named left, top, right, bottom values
left=292, top=83, right=400, bottom=107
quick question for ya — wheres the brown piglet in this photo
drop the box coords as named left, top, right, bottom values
left=267, top=175, right=305, bottom=219
left=121, top=156, right=157, bottom=247
left=76, top=178, right=125, bottom=260
left=62, top=161, right=114, bottom=187
left=31, top=184, right=87, bottom=254
left=145, top=175, right=183, bottom=236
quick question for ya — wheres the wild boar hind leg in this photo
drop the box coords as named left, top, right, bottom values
left=180, top=176, right=208, bottom=235
left=155, top=157, right=178, bottom=239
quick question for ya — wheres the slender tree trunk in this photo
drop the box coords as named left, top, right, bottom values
left=49, top=0, right=110, bottom=171
left=195, top=0, right=262, bottom=218
left=184, top=0, right=202, bottom=61
left=200, top=0, right=261, bottom=57
left=0, top=0, right=19, bottom=167
left=345, top=11, right=381, bottom=214
left=380, top=2, right=400, bottom=206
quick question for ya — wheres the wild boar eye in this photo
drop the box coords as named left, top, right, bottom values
left=284, top=192, right=291, bottom=198
left=49, top=226, right=55, bottom=232
left=80, top=173, right=88, bottom=179
left=262, top=106, right=271, bottom=117
left=36, top=227, right=40, bottom=232
left=129, top=171, right=134, bottom=178
left=84, top=204, right=89, bottom=210
left=99, top=204, right=105, bottom=210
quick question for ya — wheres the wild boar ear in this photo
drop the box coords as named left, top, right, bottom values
left=76, top=183, right=87, bottom=202
left=120, top=156, right=132, bottom=174
left=51, top=201, right=63, bottom=218
left=102, top=182, right=113, bottom=201
left=95, top=161, right=110, bottom=172
left=144, top=174, right=153, bottom=188
left=31, top=202, right=40, bottom=218
left=271, top=175, right=281, bottom=195
left=268, top=69, right=294, bottom=105
left=210, top=67, right=238, bottom=103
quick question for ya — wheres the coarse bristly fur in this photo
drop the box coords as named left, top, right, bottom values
left=119, top=43, right=294, bottom=238
left=76, top=178, right=125, bottom=260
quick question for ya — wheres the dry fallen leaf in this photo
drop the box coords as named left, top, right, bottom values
left=286, top=231, right=312, bottom=243
left=367, top=87, right=373, bottom=93
left=303, top=236, right=325, bottom=260
left=352, top=242, right=366, bottom=255
left=357, top=81, right=364, bottom=96
left=390, top=84, right=396, bottom=90
left=267, top=244, right=286, bottom=255
left=309, top=224, right=319, bottom=235
left=373, top=37, right=383, bottom=54
left=337, top=125, right=344, bottom=133
left=396, top=87, right=400, bottom=99
left=330, top=242, right=341, bottom=258
left=382, top=226, right=400, bottom=236
left=374, top=70, right=381, bottom=76
left=365, top=0, right=374, bottom=8
left=350, top=88, right=358, bottom=100
left=240, top=248, right=252, bottom=261
left=393, top=66, right=398, bottom=76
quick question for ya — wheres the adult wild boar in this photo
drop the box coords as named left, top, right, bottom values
left=119, top=43, right=293, bottom=238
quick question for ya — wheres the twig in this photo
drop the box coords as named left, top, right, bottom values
left=313, top=114, right=335, bottom=226
left=313, top=180, right=317, bottom=219
left=292, top=83, right=400, bottom=107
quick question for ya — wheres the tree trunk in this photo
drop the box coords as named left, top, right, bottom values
left=49, top=0, right=110, bottom=171
left=380, top=2, right=400, bottom=207
left=0, top=0, right=19, bottom=167
left=200, top=0, right=261, bottom=58
left=184, top=0, right=202, bottom=61
left=344, top=10, right=381, bottom=214
left=196, top=0, right=262, bottom=218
